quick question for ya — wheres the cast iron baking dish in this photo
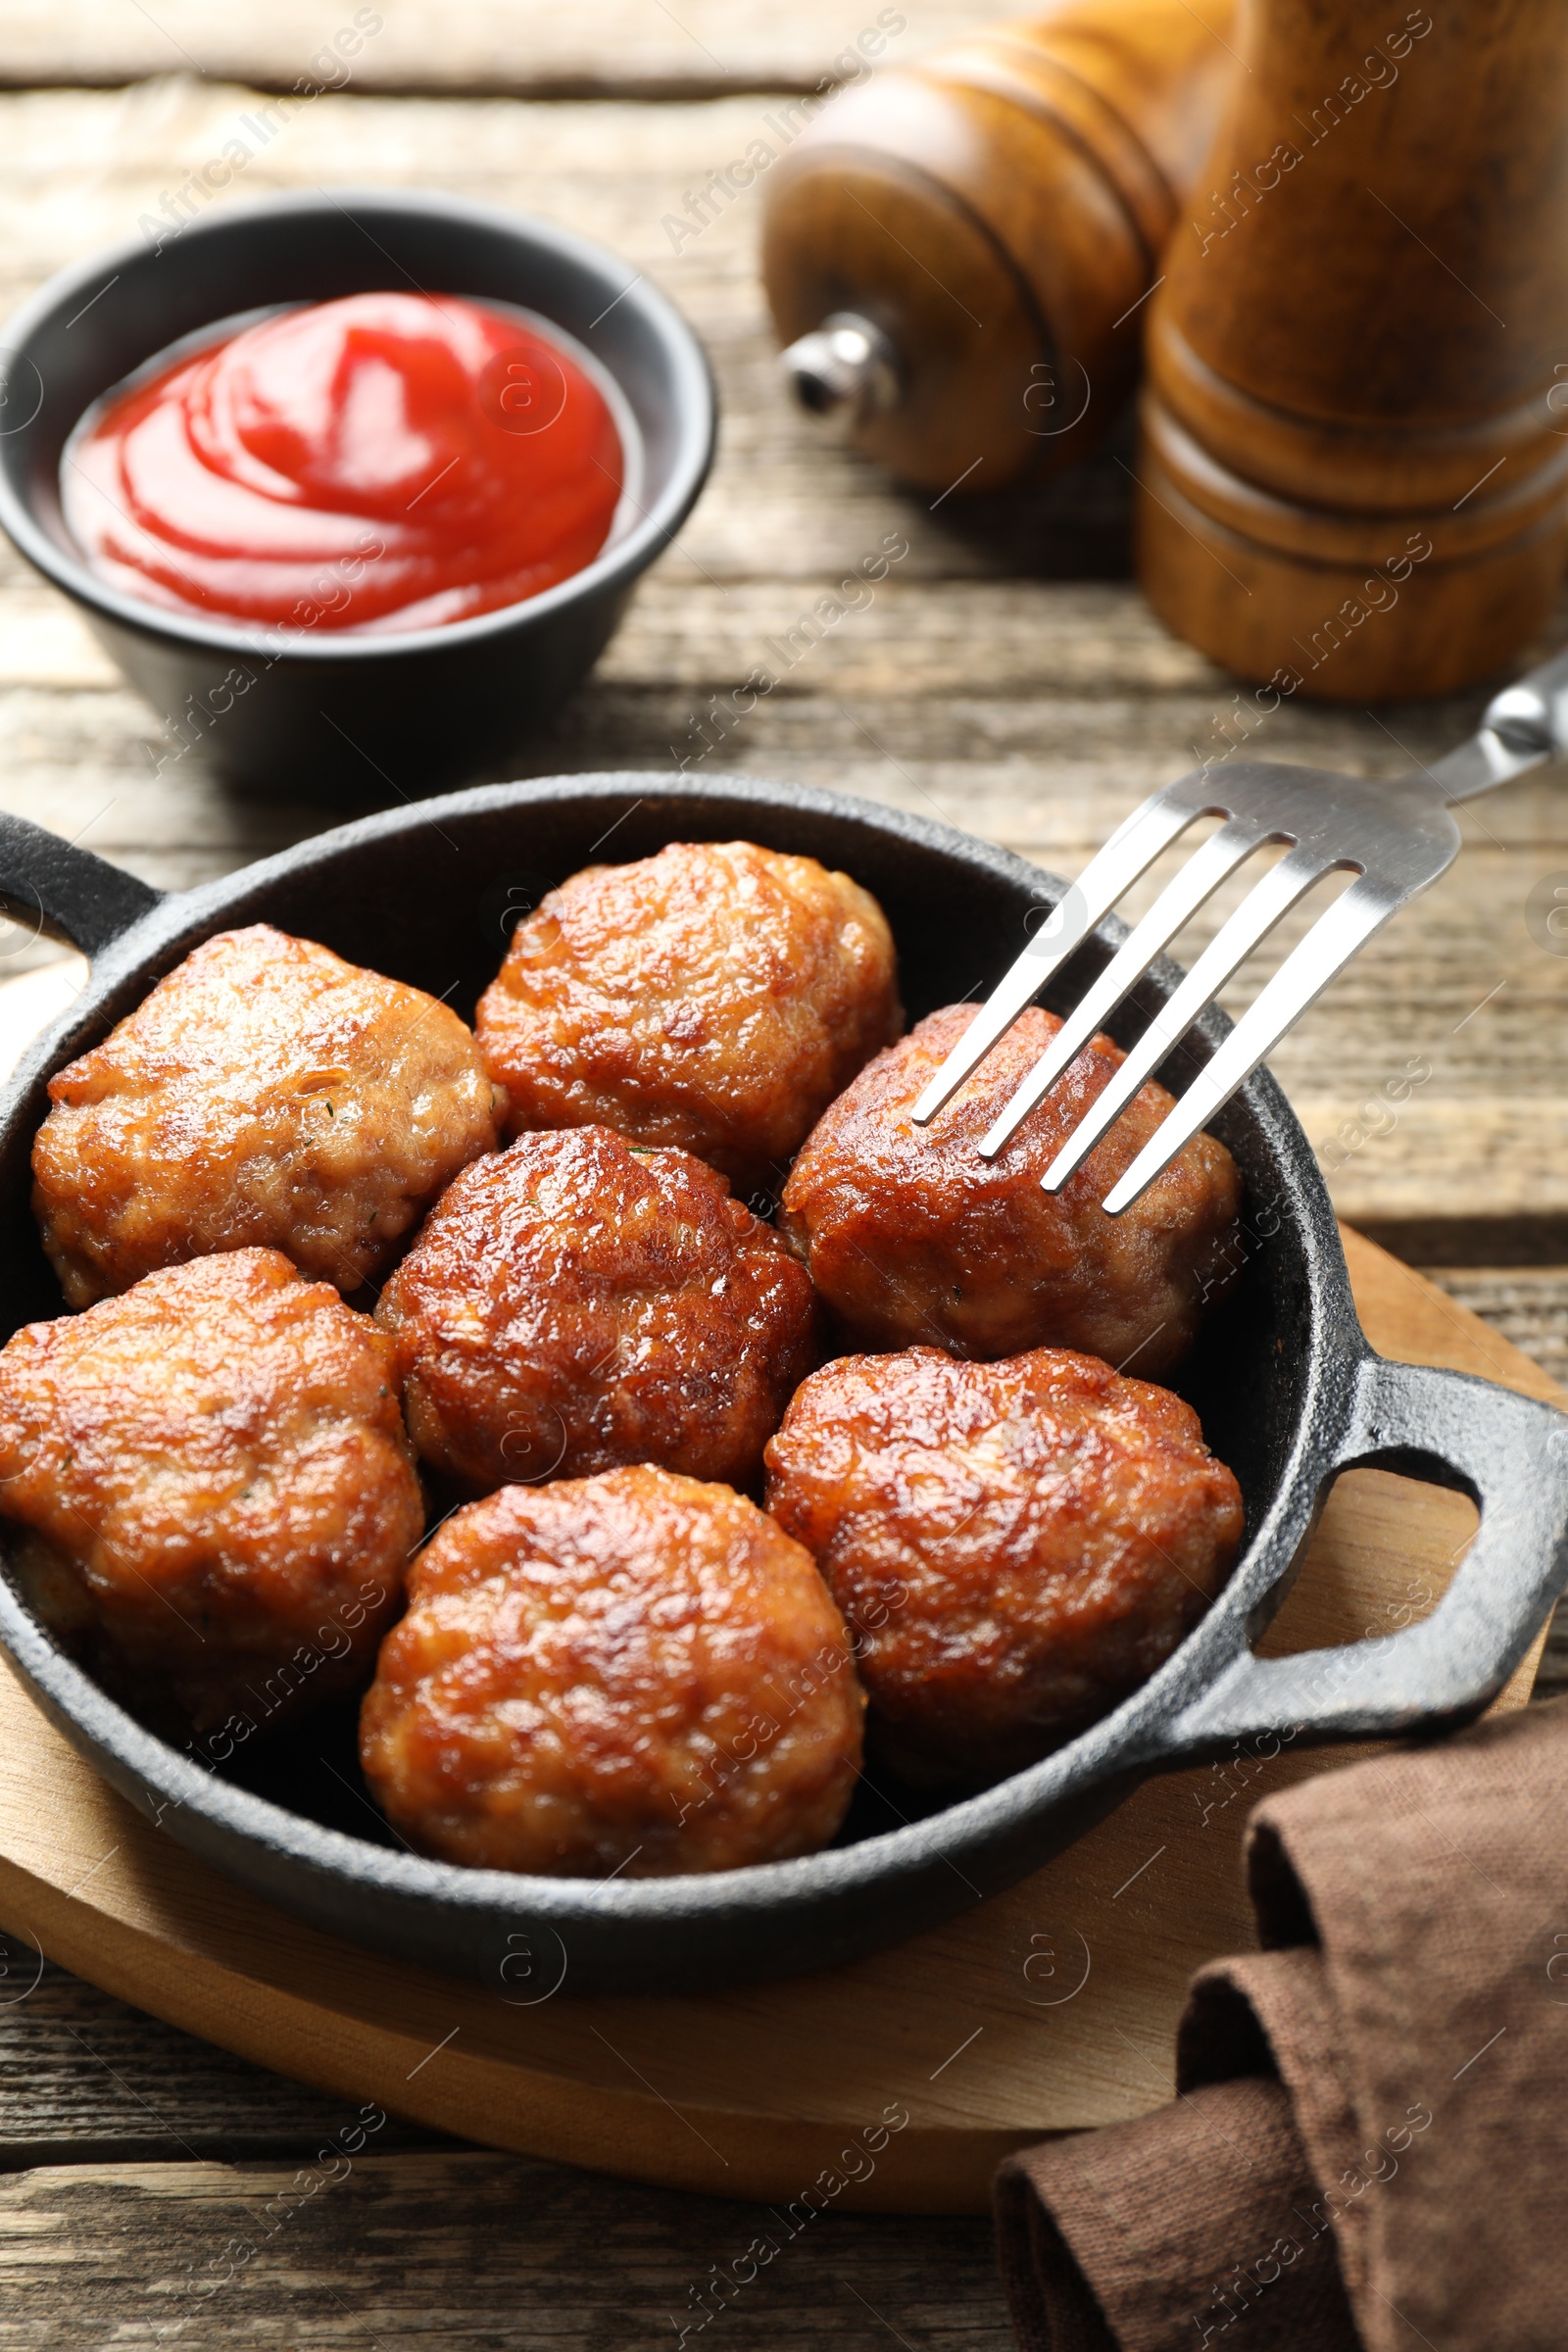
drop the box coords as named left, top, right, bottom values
left=0, top=774, right=1564, bottom=1996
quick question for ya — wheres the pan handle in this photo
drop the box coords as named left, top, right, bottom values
left=0, top=811, right=163, bottom=961
left=1142, top=1352, right=1568, bottom=1758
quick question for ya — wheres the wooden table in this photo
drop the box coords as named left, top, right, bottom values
left=0, top=6, right=1565, bottom=2340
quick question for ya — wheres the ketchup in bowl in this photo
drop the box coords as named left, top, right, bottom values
left=63, top=293, right=626, bottom=635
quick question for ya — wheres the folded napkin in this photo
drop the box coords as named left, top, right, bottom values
left=995, top=1694, right=1568, bottom=2352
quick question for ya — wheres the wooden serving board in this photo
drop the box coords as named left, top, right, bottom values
left=0, top=1229, right=1558, bottom=2214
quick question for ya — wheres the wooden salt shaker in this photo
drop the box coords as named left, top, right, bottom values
left=1137, top=1, right=1568, bottom=698
left=760, top=0, right=1236, bottom=491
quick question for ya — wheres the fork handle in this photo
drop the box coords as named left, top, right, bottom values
left=1438, top=644, right=1568, bottom=801
left=1136, top=1353, right=1568, bottom=1761
left=1481, top=646, right=1568, bottom=752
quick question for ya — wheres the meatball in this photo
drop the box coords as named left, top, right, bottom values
left=778, top=1003, right=1242, bottom=1378
left=765, top=1347, right=1244, bottom=1783
left=360, top=1465, right=863, bottom=1875
left=474, top=839, right=902, bottom=1200
left=376, top=1126, right=819, bottom=1495
left=0, top=1249, right=420, bottom=1737
left=33, top=923, right=506, bottom=1307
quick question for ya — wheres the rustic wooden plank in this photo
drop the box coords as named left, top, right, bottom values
left=0, top=1959, right=449, bottom=2169
left=1534, top=1608, right=1568, bottom=1702
left=1428, top=1268, right=1568, bottom=1385
left=0, top=0, right=998, bottom=100
left=0, top=2149, right=1012, bottom=2350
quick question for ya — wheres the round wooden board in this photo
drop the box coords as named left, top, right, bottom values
left=0, top=1228, right=1557, bottom=2212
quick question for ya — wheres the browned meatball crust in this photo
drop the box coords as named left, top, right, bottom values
left=376, top=1126, right=819, bottom=1495
left=474, top=839, right=902, bottom=1200
left=360, top=1465, right=863, bottom=1875
left=765, top=1346, right=1245, bottom=1782
left=0, top=1249, right=420, bottom=1736
left=778, top=1003, right=1242, bottom=1378
left=33, top=923, right=506, bottom=1307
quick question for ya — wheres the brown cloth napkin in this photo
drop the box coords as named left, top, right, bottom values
left=995, top=1694, right=1568, bottom=2352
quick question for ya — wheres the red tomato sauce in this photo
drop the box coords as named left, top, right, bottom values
left=63, top=293, right=625, bottom=635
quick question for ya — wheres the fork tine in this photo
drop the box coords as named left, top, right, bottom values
left=908, top=787, right=1202, bottom=1125
left=1041, top=844, right=1331, bottom=1196
left=1098, top=876, right=1396, bottom=1215
left=977, top=818, right=1266, bottom=1159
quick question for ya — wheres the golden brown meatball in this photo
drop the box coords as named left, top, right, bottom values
left=376, top=1126, right=819, bottom=1495
left=33, top=923, right=506, bottom=1307
left=0, top=1249, right=420, bottom=1737
left=765, top=1346, right=1244, bottom=1783
left=474, top=839, right=902, bottom=1200
left=778, top=1003, right=1242, bottom=1378
left=360, top=1465, right=863, bottom=1875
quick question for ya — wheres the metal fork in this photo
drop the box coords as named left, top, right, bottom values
left=910, top=647, right=1568, bottom=1213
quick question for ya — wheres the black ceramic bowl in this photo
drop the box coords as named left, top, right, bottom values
left=0, top=774, right=1564, bottom=1997
left=0, top=192, right=715, bottom=797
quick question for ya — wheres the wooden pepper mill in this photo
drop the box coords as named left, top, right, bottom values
left=1138, top=1, right=1568, bottom=698
left=760, top=0, right=1237, bottom=491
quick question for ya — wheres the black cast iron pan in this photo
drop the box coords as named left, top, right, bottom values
left=0, top=773, right=1564, bottom=1997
